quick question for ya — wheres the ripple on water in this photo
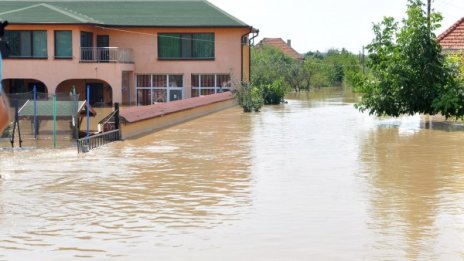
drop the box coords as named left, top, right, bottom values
left=1, top=89, right=464, bottom=260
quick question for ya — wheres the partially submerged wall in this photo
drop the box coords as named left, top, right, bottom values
left=119, top=92, right=236, bottom=139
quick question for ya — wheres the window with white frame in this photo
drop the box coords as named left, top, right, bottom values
left=191, top=74, right=231, bottom=97
left=136, top=74, right=183, bottom=106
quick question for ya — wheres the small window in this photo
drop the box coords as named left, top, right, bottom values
left=158, top=33, right=214, bottom=60
left=55, top=31, right=72, bottom=58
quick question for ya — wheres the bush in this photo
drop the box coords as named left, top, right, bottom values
left=234, top=83, right=264, bottom=112
left=260, top=79, right=288, bottom=104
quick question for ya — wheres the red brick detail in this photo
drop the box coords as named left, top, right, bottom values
left=258, top=38, right=304, bottom=60
left=438, top=17, right=464, bottom=50
left=120, top=91, right=234, bottom=123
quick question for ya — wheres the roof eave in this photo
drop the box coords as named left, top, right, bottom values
left=7, top=22, right=252, bottom=29
left=437, top=17, right=464, bottom=41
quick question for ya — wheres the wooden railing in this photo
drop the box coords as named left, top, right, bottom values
left=77, top=129, right=120, bottom=153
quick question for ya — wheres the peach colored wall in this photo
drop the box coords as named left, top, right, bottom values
left=3, top=24, right=250, bottom=104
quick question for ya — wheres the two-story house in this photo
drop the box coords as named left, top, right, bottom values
left=0, top=0, right=257, bottom=106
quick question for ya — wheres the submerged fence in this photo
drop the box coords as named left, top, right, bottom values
left=77, top=129, right=120, bottom=153
left=77, top=103, right=120, bottom=153
left=2, top=90, right=80, bottom=148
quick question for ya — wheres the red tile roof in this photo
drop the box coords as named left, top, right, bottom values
left=438, top=17, right=464, bottom=50
left=258, top=38, right=304, bottom=60
left=120, top=92, right=234, bottom=123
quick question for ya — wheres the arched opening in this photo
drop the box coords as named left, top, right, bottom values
left=1, top=78, right=48, bottom=95
left=56, top=79, right=113, bottom=107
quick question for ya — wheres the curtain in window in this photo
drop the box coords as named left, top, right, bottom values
left=169, top=75, right=183, bottom=87
left=181, top=34, right=192, bottom=58
left=192, top=33, right=214, bottom=59
left=201, top=74, right=215, bottom=87
left=55, top=31, right=72, bottom=58
left=32, top=31, right=47, bottom=57
left=20, top=31, right=32, bottom=57
left=158, top=33, right=180, bottom=58
left=191, top=74, right=200, bottom=88
left=4, top=31, right=20, bottom=56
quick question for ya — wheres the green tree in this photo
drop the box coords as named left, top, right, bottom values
left=355, top=0, right=464, bottom=118
left=286, top=61, right=311, bottom=92
left=251, top=45, right=293, bottom=87
left=251, top=45, right=292, bottom=103
left=303, top=49, right=362, bottom=89
left=235, top=83, right=264, bottom=112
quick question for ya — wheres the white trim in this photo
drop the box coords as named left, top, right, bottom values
left=135, top=74, right=184, bottom=105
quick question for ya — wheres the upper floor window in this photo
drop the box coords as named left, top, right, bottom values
left=55, top=31, right=72, bottom=59
left=158, top=33, right=214, bottom=60
left=4, top=30, right=47, bottom=58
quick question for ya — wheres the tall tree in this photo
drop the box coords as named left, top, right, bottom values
left=356, top=0, right=464, bottom=118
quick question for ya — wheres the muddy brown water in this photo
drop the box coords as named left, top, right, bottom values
left=0, top=88, right=463, bottom=260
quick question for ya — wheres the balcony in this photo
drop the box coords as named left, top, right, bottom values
left=80, top=47, right=134, bottom=63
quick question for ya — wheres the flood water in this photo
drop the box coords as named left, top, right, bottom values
left=0, top=87, right=464, bottom=260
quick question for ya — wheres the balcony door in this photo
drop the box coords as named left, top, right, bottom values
left=80, top=31, right=93, bottom=61
left=97, top=35, right=109, bottom=62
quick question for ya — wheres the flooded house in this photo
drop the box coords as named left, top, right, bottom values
left=0, top=0, right=257, bottom=107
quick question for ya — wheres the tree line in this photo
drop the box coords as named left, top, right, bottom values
left=251, top=45, right=364, bottom=93
left=236, top=46, right=364, bottom=112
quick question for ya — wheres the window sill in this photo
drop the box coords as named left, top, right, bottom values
left=158, top=58, right=215, bottom=61
left=54, top=57, right=73, bottom=60
left=4, top=57, right=48, bottom=60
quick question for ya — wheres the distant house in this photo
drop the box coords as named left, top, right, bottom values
left=258, top=38, right=304, bottom=60
left=438, top=17, right=464, bottom=53
left=0, top=0, right=257, bottom=106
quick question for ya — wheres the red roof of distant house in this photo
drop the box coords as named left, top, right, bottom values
left=259, top=38, right=304, bottom=60
left=438, top=17, right=464, bottom=50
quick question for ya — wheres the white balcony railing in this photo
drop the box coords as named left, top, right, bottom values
left=80, top=47, right=133, bottom=63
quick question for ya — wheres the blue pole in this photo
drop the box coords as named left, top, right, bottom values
left=33, top=84, right=37, bottom=139
left=86, top=85, right=90, bottom=137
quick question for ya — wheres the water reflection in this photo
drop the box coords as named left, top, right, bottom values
left=360, top=116, right=464, bottom=260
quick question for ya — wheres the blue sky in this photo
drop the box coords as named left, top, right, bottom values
left=209, top=0, right=464, bottom=54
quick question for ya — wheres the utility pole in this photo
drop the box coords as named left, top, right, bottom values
left=427, top=0, right=431, bottom=35
left=361, top=46, right=365, bottom=75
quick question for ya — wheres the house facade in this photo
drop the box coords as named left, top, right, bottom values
left=438, top=17, right=464, bottom=53
left=0, top=1, right=257, bottom=106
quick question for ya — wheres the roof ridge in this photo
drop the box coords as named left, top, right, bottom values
left=202, top=0, right=248, bottom=27
left=438, top=17, right=464, bottom=41
left=46, top=4, right=103, bottom=24
left=0, top=3, right=42, bottom=16
left=40, top=3, right=91, bottom=23
left=0, top=2, right=102, bottom=24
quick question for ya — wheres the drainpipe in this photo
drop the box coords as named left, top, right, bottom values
left=248, top=29, right=259, bottom=84
left=241, top=27, right=259, bottom=84
left=241, top=28, right=252, bottom=84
